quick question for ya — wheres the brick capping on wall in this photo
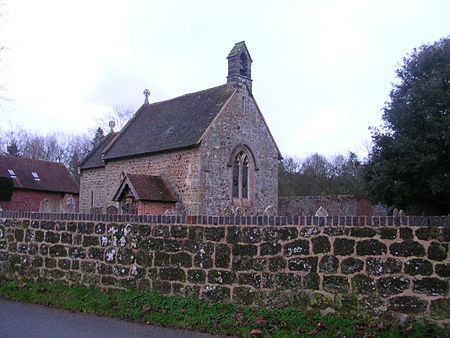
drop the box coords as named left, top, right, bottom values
left=0, top=211, right=449, bottom=321
left=1, top=211, right=449, bottom=227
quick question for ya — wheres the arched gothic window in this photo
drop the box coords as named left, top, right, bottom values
left=229, top=145, right=256, bottom=206
left=232, top=151, right=249, bottom=199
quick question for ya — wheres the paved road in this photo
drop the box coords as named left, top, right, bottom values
left=0, top=299, right=221, bottom=338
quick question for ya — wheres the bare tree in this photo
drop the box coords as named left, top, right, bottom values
left=0, top=126, right=92, bottom=180
left=97, top=105, right=135, bottom=133
left=279, top=152, right=367, bottom=197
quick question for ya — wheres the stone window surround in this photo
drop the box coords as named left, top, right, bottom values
left=228, top=144, right=257, bottom=207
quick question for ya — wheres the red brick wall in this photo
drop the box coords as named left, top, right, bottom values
left=0, top=190, right=79, bottom=212
left=139, top=201, right=175, bottom=215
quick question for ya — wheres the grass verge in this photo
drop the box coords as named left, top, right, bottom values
left=0, top=277, right=448, bottom=337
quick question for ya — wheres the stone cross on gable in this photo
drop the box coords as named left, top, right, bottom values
left=143, top=89, right=151, bottom=104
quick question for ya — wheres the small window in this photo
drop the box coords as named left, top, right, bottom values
left=8, top=169, right=16, bottom=178
left=32, top=172, right=40, bottom=180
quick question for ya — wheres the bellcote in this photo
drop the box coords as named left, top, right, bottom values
left=227, top=41, right=253, bottom=93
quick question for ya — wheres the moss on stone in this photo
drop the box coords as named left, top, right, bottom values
left=430, top=298, right=450, bottom=319
left=351, top=274, right=375, bottom=294
left=310, top=293, right=335, bottom=310
left=323, top=275, right=349, bottom=294
left=303, top=272, right=320, bottom=290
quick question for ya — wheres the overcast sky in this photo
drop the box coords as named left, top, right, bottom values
left=1, top=0, right=449, bottom=159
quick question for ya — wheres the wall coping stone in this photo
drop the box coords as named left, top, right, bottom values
left=0, top=211, right=449, bottom=227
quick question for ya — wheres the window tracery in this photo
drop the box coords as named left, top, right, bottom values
left=231, top=148, right=252, bottom=202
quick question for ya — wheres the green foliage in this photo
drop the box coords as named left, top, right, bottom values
left=279, top=152, right=367, bottom=197
left=2, top=278, right=447, bottom=337
left=0, top=176, right=13, bottom=201
left=364, top=36, right=450, bottom=215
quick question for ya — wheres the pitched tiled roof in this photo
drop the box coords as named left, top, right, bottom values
left=102, top=85, right=235, bottom=160
left=79, top=132, right=118, bottom=170
left=113, top=174, right=177, bottom=202
left=0, top=155, right=79, bottom=194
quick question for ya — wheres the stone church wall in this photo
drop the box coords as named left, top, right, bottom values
left=1, top=211, right=448, bottom=321
left=79, top=92, right=279, bottom=216
left=200, top=91, right=279, bottom=215
left=79, top=167, right=107, bottom=213
left=102, top=148, right=202, bottom=215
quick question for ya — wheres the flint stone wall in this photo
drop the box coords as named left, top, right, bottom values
left=0, top=210, right=448, bottom=321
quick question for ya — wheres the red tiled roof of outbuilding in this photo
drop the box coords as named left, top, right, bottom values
left=0, top=155, right=79, bottom=194
left=113, top=174, right=177, bottom=202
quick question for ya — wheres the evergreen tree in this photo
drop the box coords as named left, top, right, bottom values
left=91, top=127, right=104, bottom=148
left=364, top=36, right=450, bottom=215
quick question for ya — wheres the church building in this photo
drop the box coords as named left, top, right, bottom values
left=79, top=42, right=281, bottom=215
